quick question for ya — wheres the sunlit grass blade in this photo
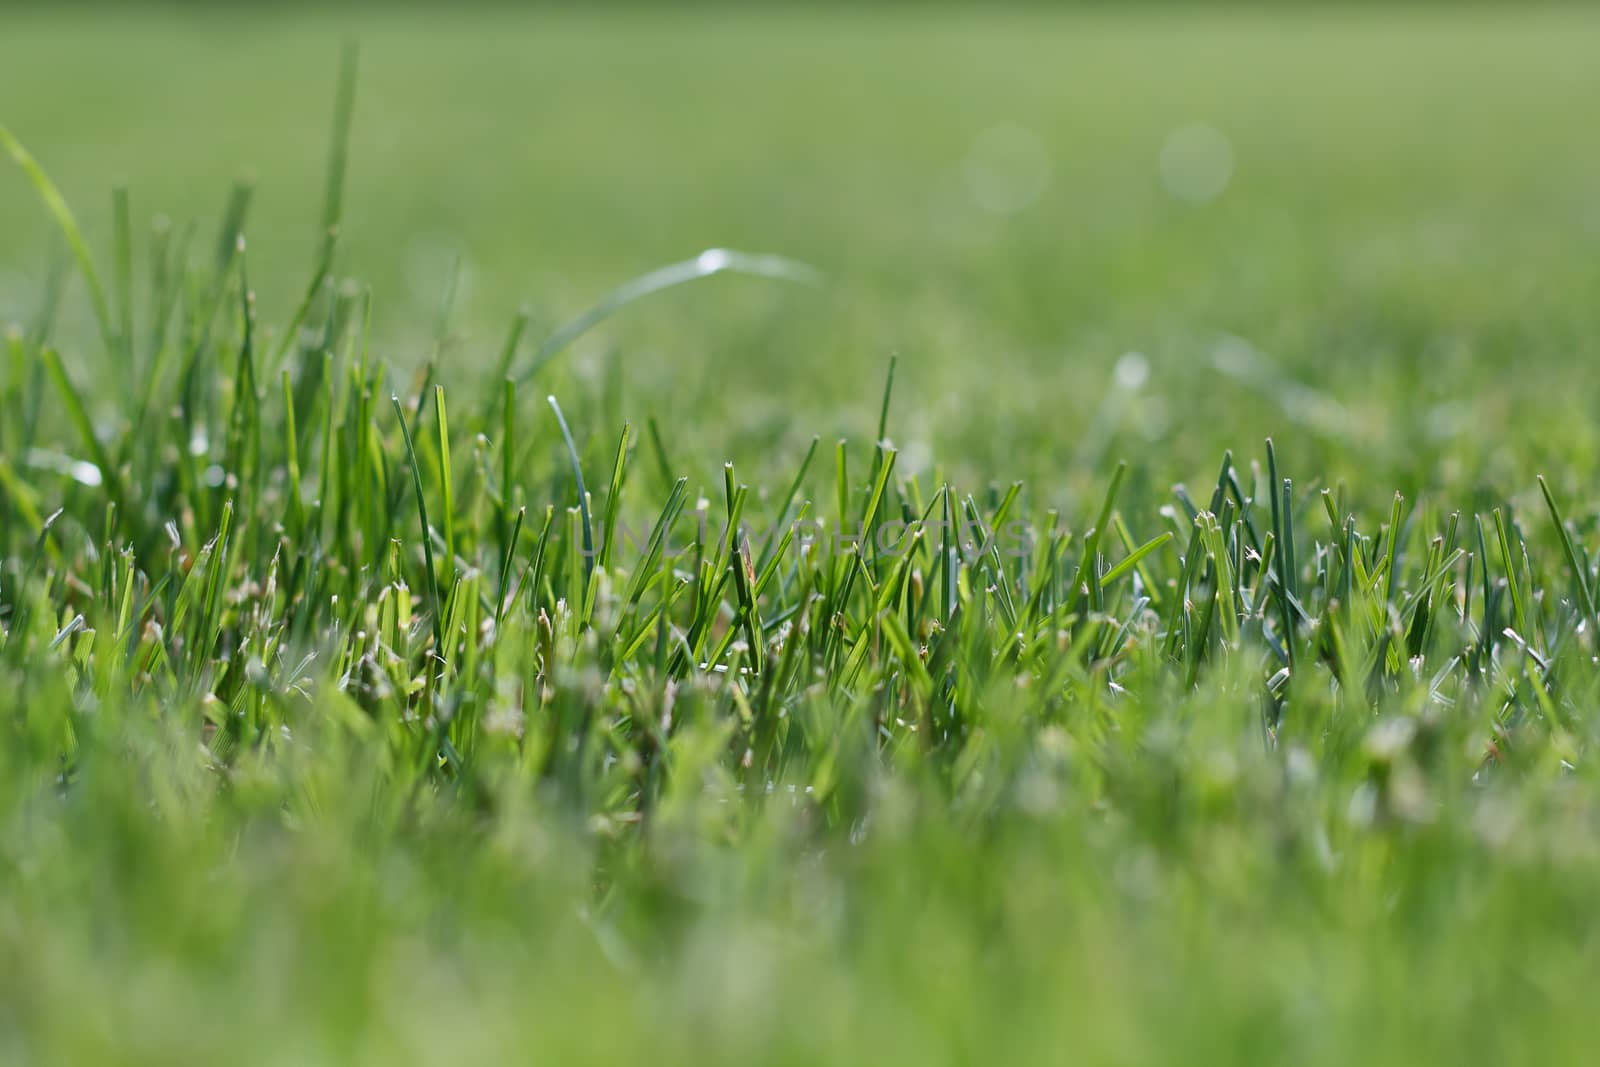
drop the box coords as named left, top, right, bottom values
left=1100, top=531, right=1173, bottom=590
left=514, top=248, right=821, bottom=382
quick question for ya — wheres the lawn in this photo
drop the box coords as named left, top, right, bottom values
left=3, top=4, right=1600, bottom=1064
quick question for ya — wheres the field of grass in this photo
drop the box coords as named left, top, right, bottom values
left=4, top=5, right=1600, bottom=1064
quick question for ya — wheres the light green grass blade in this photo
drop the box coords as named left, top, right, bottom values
left=0, top=125, right=116, bottom=354
left=515, top=249, right=820, bottom=382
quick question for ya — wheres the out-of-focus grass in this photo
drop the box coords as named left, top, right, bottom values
left=4, top=6, right=1599, bottom=498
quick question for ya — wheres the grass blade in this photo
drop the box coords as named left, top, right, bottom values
left=514, top=249, right=820, bottom=382
left=0, top=125, right=116, bottom=354
left=1537, top=475, right=1597, bottom=624
left=393, top=393, right=444, bottom=655
left=547, top=394, right=594, bottom=593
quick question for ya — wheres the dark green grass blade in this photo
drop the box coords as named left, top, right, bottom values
left=1537, top=475, right=1597, bottom=624
left=1265, top=439, right=1295, bottom=667
left=598, top=424, right=631, bottom=573
left=547, top=394, right=594, bottom=592
left=1492, top=507, right=1528, bottom=640
left=393, top=393, right=445, bottom=654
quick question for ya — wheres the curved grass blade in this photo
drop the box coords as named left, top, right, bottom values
left=1100, top=531, right=1173, bottom=590
left=547, top=394, right=594, bottom=592
left=0, top=125, right=116, bottom=355
left=39, top=346, right=121, bottom=514
left=515, top=249, right=820, bottom=382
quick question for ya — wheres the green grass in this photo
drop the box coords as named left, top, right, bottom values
left=4, top=6, right=1600, bottom=1064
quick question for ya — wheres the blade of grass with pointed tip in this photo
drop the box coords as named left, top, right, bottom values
left=282, top=370, right=304, bottom=539
left=1493, top=506, right=1528, bottom=641
left=1066, top=460, right=1126, bottom=614
left=393, top=394, right=444, bottom=655
left=1537, top=475, right=1596, bottom=624
left=755, top=436, right=819, bottom=577
left=598, top=424, right=631, bottom=573
left=1265, top=439, right=1295, bottom=667
left=876, top=355, right=897, bottom=444
left=496, top=506, right=526, bottom=631
left=1101, top=531, right=1174, bottom=590
left=434, top=386, right=456, bottom=583
left=1383, top=491, right=1407, bottom=606
left=623, top=477, right=689, bottom=609
left=547, top=395, right=594, bottom=593
left=646, top=416, right=675, bottom=491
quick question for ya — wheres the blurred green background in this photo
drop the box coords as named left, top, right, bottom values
left=4, top=5, right=1599, bottom=498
